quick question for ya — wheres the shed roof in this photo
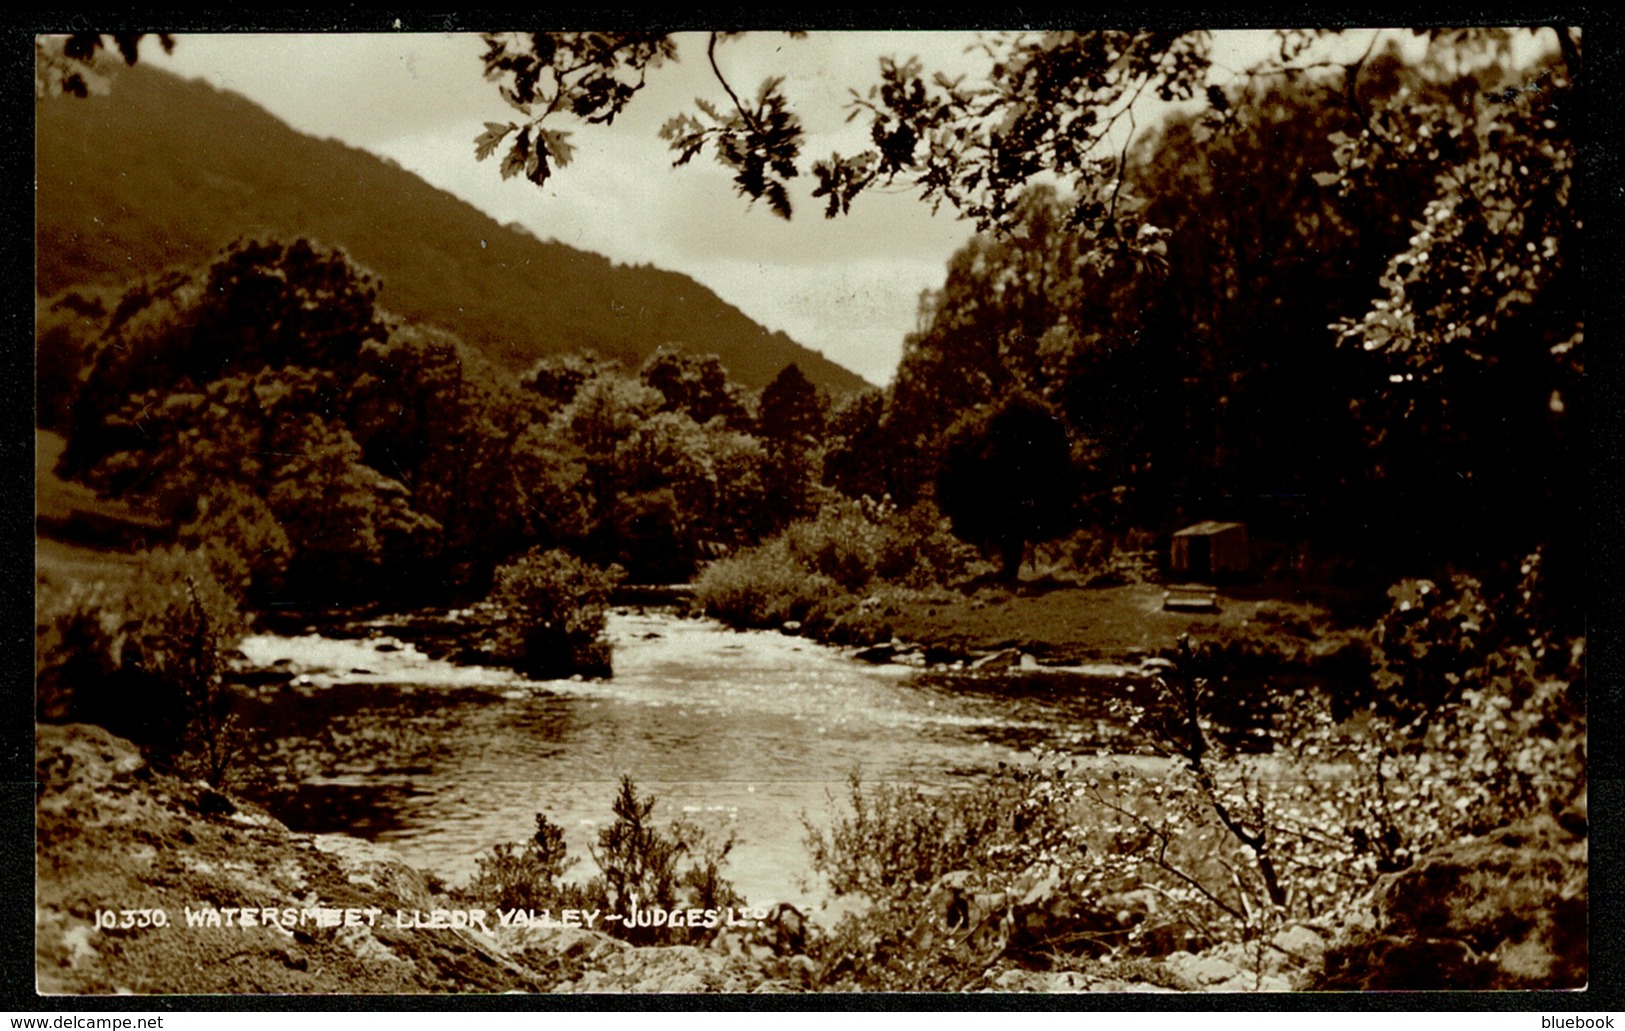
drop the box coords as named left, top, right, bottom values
left=1173, top=520, right=1246, bottom=537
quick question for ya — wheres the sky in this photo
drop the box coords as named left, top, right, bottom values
left=131, top=28, right=1490, bottom=386
left=147, top=32, right=995, bottom=387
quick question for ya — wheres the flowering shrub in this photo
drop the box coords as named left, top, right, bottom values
left=799, top=555, right=1584, bottom=988
left=1077, top=555, right=1584, bottom=950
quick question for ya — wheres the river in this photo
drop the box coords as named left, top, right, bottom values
left=233, top=609, right=1151, bottom=913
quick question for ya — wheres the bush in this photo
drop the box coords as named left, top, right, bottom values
left=693, top=498, right=986, bottom=636
left=692, top=538, right=843, bottom=629
left=36, top=547, right=248, bottom=786
left=802, top=770, right=1114, bottom=991
left=798, top=557, right=1585, bottom=989
left=462, top=777, right=744, bottom=947
left=1074, top=557, right=1585, bottom=958
left=588, top=776, right=745, bottom=946
left=482, top=548, right=623, bottom=679
left=465, top=813, right=588, bottom=912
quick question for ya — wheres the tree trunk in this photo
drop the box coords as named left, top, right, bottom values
left=999, top=538, right=1024, bottom=583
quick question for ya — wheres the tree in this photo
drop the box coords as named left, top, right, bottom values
left=483, top=548, right=622, bottom=679
left=756, top=362, right=827, bottom=524
left=519, top=349, right=622, bottom=408
left=935, top=393, right=1078, bottom=581
left=35, top=32, right=173, bottom=98
left=474, top=30, right=1210, bottom=236
left=636, top=346, right=751, bottom=428
left=1324, top=29, right=1583, bottom=602
left=822, top=388, right=896, bottom=503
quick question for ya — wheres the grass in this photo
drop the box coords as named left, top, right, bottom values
left=873, top=580, right=1346, bottom=665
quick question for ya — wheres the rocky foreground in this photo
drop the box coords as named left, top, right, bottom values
left=35, top=723, right=812, bottom=994
left=36, top=722, right=1587, bottom=994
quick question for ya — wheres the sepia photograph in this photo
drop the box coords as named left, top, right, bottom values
left=31, top=24, right=1588, bottom=998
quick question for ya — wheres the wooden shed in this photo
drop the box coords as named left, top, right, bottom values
left=1170, top=521, right=1249, bottom=579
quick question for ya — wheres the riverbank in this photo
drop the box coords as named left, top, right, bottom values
left=751, top=578, right=1372, bottom=675
left=29, top=720, right=1323, bottom=994
left=40, top=720, right=1583, bottom=994
left=35, top=722, right=813, bottom=994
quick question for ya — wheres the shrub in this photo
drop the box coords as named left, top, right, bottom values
left=465, top=813, right=587, bottom=912
left=693, top=498, right=986, bottom=636
left=799, top=557, right=1585, bottom=989
left=692, top=538, right=842, bottom=629
left=802, top=770, right=1107, bottom=990
left=1075, top=557, right=1585, bottom=955
left=587, top=776, right=745, bottom=945
left=36, top=547, right=248, bottom=786
left=482, top=548, right=623, bottom=679
left=462, top=777, right=744, bottom=947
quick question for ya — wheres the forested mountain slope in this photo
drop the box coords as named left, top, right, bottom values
left=35, top=65, right=868, bottom=393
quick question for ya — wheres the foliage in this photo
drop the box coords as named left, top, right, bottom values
left=36, top=548, right=248, bottom=787
left=693, top=538, right=845, bottom=631
left=466, top=813, right=584, bottom=912
left=638, top=347, right=753, bottom=429
left=1078, top=557, right=1584, bottom=951
left=481, top=549, right=623, bottom=679
left=802, top=775, right=1027, bottom=990
left=475, top=33, right=678, bottom=189
left=936, top=393, right=1080, bottom=580
left=820, top=388, right=895, bottom=504
left=519, top=349, right=622, bottom=408
left=473, top=30, right=1208, bottom=234
left=756, top=362, right=827, bottom=524
left=544, top=364, right=779, bottom=580
left=799, top=557, right=1583, bottom=989
left=1324, top=32, right=1582, bottom=590
left=694, top=496, right=985, bottom=634
left=462, top=777, right=744, bottom=947
left=35, top=32, right=173, bottom=98
left=588, top=776, right=743, bottom=945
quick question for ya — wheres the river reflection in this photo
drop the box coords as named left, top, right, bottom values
left=234, top=611, right=1139, bottom=911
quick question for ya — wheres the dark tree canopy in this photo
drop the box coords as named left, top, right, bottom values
left=758, top=363, right=825, bottom=449
left=936, top=393, right=1077, bottom=580
left=637, top=347, right=751, bottom=428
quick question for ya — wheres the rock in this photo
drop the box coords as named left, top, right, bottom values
left=853, top=643, right=896, bottom=663
left=970, top=648, right=1023, bottom=672
left=195, top=788, right=236, bottom=818
left=36, top=722, right=145, bottom=790
left=1270, top=923, right=1328, bottom=966
left=1164, top=950, right=1242, bottom=987
left=992, top=969, right=1094, bottom=992
left=312, top=833, right=435, bottom=909
left=1313, top=814, right=1586, bottom=990
left=781, top=621, right=802, bottom=633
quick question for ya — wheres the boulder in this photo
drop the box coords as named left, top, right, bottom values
left=970, top=648, right=1023, bottom=672
left=1314, top=813, right=1587, bottom=990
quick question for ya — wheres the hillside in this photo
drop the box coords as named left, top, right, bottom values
left=34, top=65, right=869, bottom=394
